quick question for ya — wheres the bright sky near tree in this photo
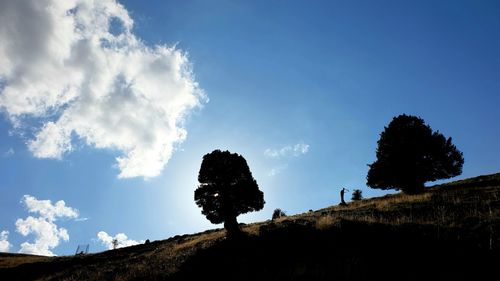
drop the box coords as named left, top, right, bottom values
left=1, top=0, right=500, bottom=256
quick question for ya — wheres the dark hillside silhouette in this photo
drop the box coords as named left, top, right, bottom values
left=195, top=150, right=264, bottom=236
left=171, top=220, right=497, bottom=281
left=1, top=172, right=499, bottom=280
left=367, top=114, right=464, bottom=193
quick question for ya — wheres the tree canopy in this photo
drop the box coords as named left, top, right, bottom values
left=195, top=150, right=264, bottom=235
left=367, top=114, right=464, bottom=193
left=351, top=189, right=363, bottom=201
left=272, top=208, right=286, bottom=220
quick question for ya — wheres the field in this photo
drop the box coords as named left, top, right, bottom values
left=1, top=173, right=500, bottom=280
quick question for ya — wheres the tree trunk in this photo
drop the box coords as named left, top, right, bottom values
left=404, top=182, right=425, bottom=194
left=224, top=216, right=240, bottom=237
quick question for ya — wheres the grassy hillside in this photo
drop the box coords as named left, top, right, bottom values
left=1, top=173, right=500, bottom=280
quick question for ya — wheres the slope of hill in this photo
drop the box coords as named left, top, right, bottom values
left=1, top=173, right=500, bottom=280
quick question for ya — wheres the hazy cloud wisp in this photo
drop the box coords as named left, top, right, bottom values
left=265, top=142, right=309, bottom=176
left=0, top=0, right=206, bottom=178
left=3, top=148, right=14, bottom=157
left=268, top=164, right=288, bottom=177
left=264, top=143, right=310, bottom=159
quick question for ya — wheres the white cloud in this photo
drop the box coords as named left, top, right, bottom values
left=0, top=0, right=206, bottom=179
left=0, top=230, right=11, bottom=252
left=264, top=143, right=310, bottom=158
left=97, top=231, right=143, bottom=250
left=16, top=195, right=79, bottom=256
left=16, top=216, right=70, bottom=256
left=22, top=195, right=78, bottom=221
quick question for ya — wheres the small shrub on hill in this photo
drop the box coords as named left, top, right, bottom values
left=352, top=189, right=363, bottom=201
left=272, top=208, right=286, bottom=220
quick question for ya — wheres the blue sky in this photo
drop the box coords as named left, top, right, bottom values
left=1, top=0, right=500, bottom=255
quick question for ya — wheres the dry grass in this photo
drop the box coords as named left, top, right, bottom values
left=0, top=254, right=50, bottom=269
left=297, top=173, right=500, bottom=229
left=2, top=172, right=500, bottom=281
left=326, top=192, right=433, bottom=212
left=316, top=215, right=335, bottom=230
left=241, top=223, right=262, bottom=236
left=172, top=230, right=225, bottom=252
left=250, top=173, right=500, bottom=232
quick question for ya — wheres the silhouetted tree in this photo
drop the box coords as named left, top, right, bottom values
left=367, top=114, right=464, bottom=193
left=351, top=189, right=363, bottom=201
left=112, top=239, right=118, bottom=250
left=195, top=150, right=265, bottom=236
left=272, top=208, right=286, bottom=220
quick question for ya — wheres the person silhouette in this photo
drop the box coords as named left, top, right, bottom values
left=340, top=188, right=349, bottom=205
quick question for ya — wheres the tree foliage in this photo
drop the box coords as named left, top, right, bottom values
left=195, top=150, right=264, bottom=235
left=351, top=189, right=363, bottom=201
left=272, top=208, right=286, bottom=220
left=367, top=114, right=464, bottom=193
